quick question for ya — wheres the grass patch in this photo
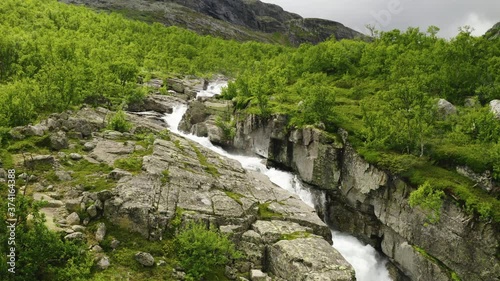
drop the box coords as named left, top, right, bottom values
left=190, top=144, right=220, bottom=177
left=224, top=191, right=244, bottom=205
left=114, top=157, right=143, bottom=173
left=173, top=139, right=184, bottom=152
left=7, top=135, right=51, bottom=153
left=64, top=159, right=115, bottom=192
left=89, top=219, right=176, bottom=281
left=404, top=162, right=500, bottom=222
left=280, top=231, right=310, bottom=240
left=258, top=202, right=283, bottom=220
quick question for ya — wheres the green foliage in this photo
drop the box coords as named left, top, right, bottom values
left=224, top=191, right=244, bottom=205
left=258, top=202, right=284, bottom=220
left=114, top=156, right=143, bottom=173
left=175, top=222, right=241, bottom=280
left=107, top=110, right=132, bottom=133
left=0, top=195, right=93, bottom=281
left=190, top=143, right=220, bottom=177
left=63, top=159, right=114, bottom=191
left=409, top=181, right=445, bottom=224
left=280, top=231, right=311, bottom=240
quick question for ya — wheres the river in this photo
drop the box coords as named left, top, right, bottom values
left=161, top=81, right=392, bottom=281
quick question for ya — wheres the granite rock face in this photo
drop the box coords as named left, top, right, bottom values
left=230, top=113, right=500, bottom=281
left=269, top=237, right=355, bottom=281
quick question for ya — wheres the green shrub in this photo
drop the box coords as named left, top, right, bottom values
left=114, top=156, right=143, bottom=173
left=175, top=222, right=241, bottom=280
left=107, top=110, right=132, bottom=133
left=409, top=181, right=445, bottom=224
left=0, top=196, right=93, bottom=281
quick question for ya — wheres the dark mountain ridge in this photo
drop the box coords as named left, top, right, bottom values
left=60, top=0, right=367, bottom=45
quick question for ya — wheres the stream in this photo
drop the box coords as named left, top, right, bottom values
left=162, top=82, right=392, bottom=281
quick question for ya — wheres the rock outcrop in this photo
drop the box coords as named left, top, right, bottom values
left=21, top=83, right=354, bottom=280
left=60, top=0, right=367, bottom=46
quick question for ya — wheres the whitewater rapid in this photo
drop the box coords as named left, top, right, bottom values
left=162, top=83, right=392, bottom=281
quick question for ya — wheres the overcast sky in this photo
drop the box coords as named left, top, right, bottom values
left=262, top=0, right=499, bottom=38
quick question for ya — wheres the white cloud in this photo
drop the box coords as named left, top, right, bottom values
left=261, top=0, right=499, bottom=38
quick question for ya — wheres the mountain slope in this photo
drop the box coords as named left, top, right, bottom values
left=60, top=0, right=367, bottom=45
left=485, top=22, right=500, bottom=39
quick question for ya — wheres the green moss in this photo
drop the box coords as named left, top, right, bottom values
left=258, top=202, right=283, bottom=220
left=173, top=139, right=184, bottom=152
left=224, top=191, right=244, bottom=205
left=413, top=245, right=462, bottom=281
left=190, top=144, right=220, bottom=177
left=7, top=135, right=51, bottom=153
left=280, top=231, right=310, bottom=240
left=64, top=160, right=115, bottom=192
left=89, top=219, right=176, bottom=281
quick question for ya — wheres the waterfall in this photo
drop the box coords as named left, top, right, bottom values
left=161, top=83, right=392, bottom=281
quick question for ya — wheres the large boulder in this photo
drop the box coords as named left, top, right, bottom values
left=437, top=98, right=457, bottom=118
left=268, top=237, right=355, bottom=281
left=24, top=155, right=54, bottom=169
left=135, top=252, right=155, bottom=267
left=66, top=212, right=81, bottom=225
left=490, top=100, right=500, bottom=119
left=50, top=131, right=69, bottom=150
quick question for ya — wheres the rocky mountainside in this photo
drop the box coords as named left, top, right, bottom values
left=485, top=22, right=500, bottom=39
left=60, top=0, right=367, bottom=45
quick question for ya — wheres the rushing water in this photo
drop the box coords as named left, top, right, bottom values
left=161, top=83, right=392, bottom=281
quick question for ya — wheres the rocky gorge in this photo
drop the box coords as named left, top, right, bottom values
left=6, top=76, right=499, bottom=280
left=180, top=79, right=500, bottom=281
left=6, top=77, right=360, bottom=280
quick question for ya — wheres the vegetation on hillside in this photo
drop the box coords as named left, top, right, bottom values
left=0, top=0, right=499, bottom=278
left=221, top=27, right=500, bottom=222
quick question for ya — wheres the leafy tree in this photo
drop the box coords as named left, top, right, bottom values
left=0, top=194, right=93, bottom=280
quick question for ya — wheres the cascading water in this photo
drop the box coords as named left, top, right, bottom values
left=162, top=83, right=392, bottom=281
